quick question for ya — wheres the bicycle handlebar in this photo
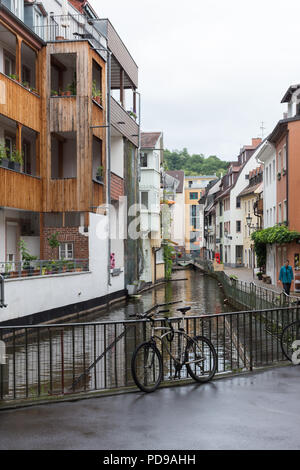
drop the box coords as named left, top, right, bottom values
left=129, top=300, right=183, bottom=319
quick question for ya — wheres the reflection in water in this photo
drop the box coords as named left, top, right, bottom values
left=1, top=270, right=241, bottom=402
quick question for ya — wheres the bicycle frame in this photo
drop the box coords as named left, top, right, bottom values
left=149, top=317, right=205, bottom=367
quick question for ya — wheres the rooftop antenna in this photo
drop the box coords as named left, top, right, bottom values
left=260, top=121, right=266, bottom=139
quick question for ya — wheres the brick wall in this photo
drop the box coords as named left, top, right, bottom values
left=41, top=227, right=88, bottom=260
left=111, top=172, right=124, bottom=201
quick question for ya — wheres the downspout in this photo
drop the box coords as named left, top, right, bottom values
left=107, top=50, right=112, bottom=286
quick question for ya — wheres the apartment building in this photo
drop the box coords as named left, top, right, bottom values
left=266, top=84, right=300, bottom=291
left=139, top=132, right=164, bottom=284
left=238, top=166, right=263, bottom=269
left=0, top=0, right=140, bottom=323
left=256, top=140, right=277, bottom=283
left=165, top=170, right=185, bottom=248
left=184, top=175, right=215, bottom=253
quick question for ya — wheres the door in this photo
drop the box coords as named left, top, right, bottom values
left=6, top=222, right=18, bottom=269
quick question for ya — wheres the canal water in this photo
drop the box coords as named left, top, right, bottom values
left=76, top=268, right=234, bottom=323
left=1, top=269, right=240, bottom=402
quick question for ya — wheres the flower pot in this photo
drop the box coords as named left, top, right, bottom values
left=14, top=162, right=21, bottom=172
left=8, top=160, right=15, bottom=170
left=65, top=91, right=72, bottom=96
left=127, top=284, right=137, bottom=295
left=1, top=158, right=9, bottom=169
left=96, top=175, right=103, bottom=183
left=56, top=36, right=65, bottom=40
left=95, top=96, right=101, bottom=105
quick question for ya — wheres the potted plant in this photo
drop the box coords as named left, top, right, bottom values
left=18, top=239, right=38, bottom=276
left=8, top=73, right=19, bottom=81
left=92, top=80, right=101, bottom=104
left=96, top=165, right=104, bottom=182
left=128, top=110, right=137, bottom=120
left=11, top=147, right=23, bottom=172
left=277, top=172, right=281, bottom=180
left=256, top=271, right=263, bottom=280
left=67, top=79, right=76, bottom=96
left=51, top=89, right=58, bottom=97
left=0, top=143, right=9, bottom=168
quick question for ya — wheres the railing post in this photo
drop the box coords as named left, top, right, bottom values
left=249, top=311, right=253, bottom=371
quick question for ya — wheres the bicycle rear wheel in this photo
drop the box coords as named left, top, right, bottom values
left=131, top=341, right=163, bottom=392
left=185, top=336, right=217, bottom=383
left=281, top=320, right=300, bottom=362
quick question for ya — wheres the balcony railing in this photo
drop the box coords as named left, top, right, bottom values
left=30, top=14, right=106, bottom=56
left=0, top=259, right=89, bottom=279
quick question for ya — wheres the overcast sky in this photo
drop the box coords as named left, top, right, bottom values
left=95, top=0, right=300, bottom=161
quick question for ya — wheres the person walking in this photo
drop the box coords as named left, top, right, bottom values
left=279, top=260, right=294, bottom=295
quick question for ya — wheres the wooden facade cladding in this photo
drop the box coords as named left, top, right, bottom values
left=46, top=178, right=78, bottom=212
left=0, top=73, right=41, bottom=132
left=111, top=97, right=138, bottom=147
left=92, top=182, right=105, bottom=211
left=0, top=168, right=42, bottom=211
left=50, top=97, right=77, bottom=133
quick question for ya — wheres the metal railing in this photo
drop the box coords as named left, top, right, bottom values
left=194, top=257, right=300, bottom=309
left=30, top=14, right=105, bottom=52
left=0, top=259, right=89, bottom=279
left=0, top=305, right=298, bottom=405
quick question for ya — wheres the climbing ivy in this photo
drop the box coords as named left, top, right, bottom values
left=251, top=225, right=300, bottom=268
left=163, top=243, right=174, bottom=280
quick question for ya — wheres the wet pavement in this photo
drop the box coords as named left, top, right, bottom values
left=0, top=365, right=300, bottom=450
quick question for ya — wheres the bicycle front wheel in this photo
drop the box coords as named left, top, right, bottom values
left=281, top=320, right=300, bottom=362
left=131, top=342, right=163, bottom=393
left=185, top=336, right=217, bottom=383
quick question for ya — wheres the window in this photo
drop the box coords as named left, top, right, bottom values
left=141, top=191, right=149, bottom=209
left=140, top=153, right=148, bottom=167
left=59, top=243, right=74, bottom=260
left=236, top=220, right=241, bottom=232
left=236, top=197, right=241, bottom=208
left=4, top=52, right=15, bottom=77
left=190, top=205, right=200, bottom=229
left=283, top=145, right=287, bottom=170
left=273, top=159, right=275, bottom=180
left=219, top=201, right=223, bottom=216
left=266, top=166, right=269, bottom=185
left=278, top=151, right=282, bottom=172
left=188, top=181, right=193, bottom=188
left=283, top=200, right=287, bottom=222
left=190, top=192, right=198, bottom=200
left=219, top=222, right=223, bottom=238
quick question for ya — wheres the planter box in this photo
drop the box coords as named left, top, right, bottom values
left=127, top=284, right=137, bottom=295
left=0, top=159, right=9, bottom=169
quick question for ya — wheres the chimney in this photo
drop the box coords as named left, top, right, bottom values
left=252, top=138, right=262, bottom=148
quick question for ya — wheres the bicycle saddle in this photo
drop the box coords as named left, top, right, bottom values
left=176, top=306, right=191, bottom=314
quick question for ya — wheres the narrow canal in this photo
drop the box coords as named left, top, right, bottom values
left=1, top=269, right=241, bottom=402
left=76, top=268, right=234, bottom=322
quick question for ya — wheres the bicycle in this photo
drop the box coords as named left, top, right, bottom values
left=281, top=316, right=300, bottom=362
left=130, top=301, right=217, bottom=392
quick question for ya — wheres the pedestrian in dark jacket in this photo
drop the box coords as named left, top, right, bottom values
left=279, top=260, right=294, bottom=295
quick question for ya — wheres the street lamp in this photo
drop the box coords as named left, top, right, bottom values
left=246, top=213, right=259, bottom=230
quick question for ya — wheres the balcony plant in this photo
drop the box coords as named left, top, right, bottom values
left=92, top=80, right=102, bottom=104
left=277, top=172, right=281, bottom=180
left=51, top=89, right=59, bottom=97
left=8, top=73, right=19, bottom=81
left=96, top=165, right=104, bottom=182
left=67, top=80, right=77, bottom=96
left=18, top=239, right=37, bottom=276
left=11, top=147, right=23, bottom=172
left=128, top=110, right=137, bottom=120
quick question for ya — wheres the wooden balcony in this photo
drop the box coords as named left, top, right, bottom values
left=46, top=178, right=78, bottom=212
left=0, top=73, right=41, bottom=132
left=50, top=96, right=77, bottom=133
left=0, top=167, right=41, bottom=211
left=92, top=181, right=105, bottom=211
